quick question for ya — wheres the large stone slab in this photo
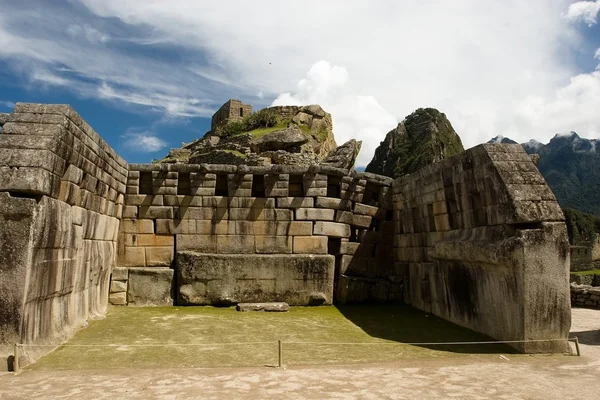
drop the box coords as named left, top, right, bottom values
left=127, top=268, right=174, bottom=306
left=236, top=302, right=290, bottom=312
left=176, top=252, right=334, bottom=306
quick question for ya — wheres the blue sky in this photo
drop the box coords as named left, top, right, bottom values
left=1, top=0, right=599, bottom=165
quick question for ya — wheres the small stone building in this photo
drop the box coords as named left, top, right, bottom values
left=211, top=99, right=252, bottom=129
left=570, top=234, right=600, bottom=271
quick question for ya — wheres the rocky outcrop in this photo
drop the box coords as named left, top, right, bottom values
left=250, top=125, right=308, bottom=153
left=0, top=113, right=8, bottom=127
left=320, top=139, right=362, bottom=172
left=365, top=108, right=464, bottom=178
left=158, top=103, right=337, bottom=167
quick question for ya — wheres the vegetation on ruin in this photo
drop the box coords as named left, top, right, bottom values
left=213, top=108, right=279, bottom=137
left=30, top=305, right=515, bottom=370
left=563, top=208, right=600, bottom=244
left=571, top=269, right=600, bottom=275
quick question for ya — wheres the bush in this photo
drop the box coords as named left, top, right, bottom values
left=245, top=108, right=278, bottom=130
left=564, top=208, right=600, bottom=244
left=213, top=109, right=279, bottom=138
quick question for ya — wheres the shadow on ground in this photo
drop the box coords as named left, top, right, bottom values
left=570, top=329, right=600, bottom=345
left=337, top=304, right=518, bottom=354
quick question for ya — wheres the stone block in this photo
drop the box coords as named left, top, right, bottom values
left=313, top=221, right=351, bottom=238
left=146, top=246, right=174, bottom=266
left=335, top=211, right=372, bottom=228
left=236, top=302, right=289, bottom=312
left=176, top=252, right=334, bottom=305
left=255, top=236, right=293, bottom=254
left=120, top=219, right=155, bottom=234
left=111, top=267, right=129, bottom=281
left=135, top=234, right=174, bottom=247
left=305, top=188, right=327, bottom=197
left=315, top=197, right=352, bottom=210
left=235, top=221, right=254, bottom=235
left=119, top=246, right=146, bottom=267
left=195, top=220, right=233, bottom=235
left=353, top=203, right=379, bottom=217
left=434, top=214, right=451, bottom=232
left=138, top=206, right=173, bottom=219
left=127, top=268, right=174, bottom=306
left=277, top=197, right=314, bottom=209
left=252, top=209, right=293, bottom=221
left=176, top=234, right=218, bottom=252
left=288, top=221, right=314, bottom=236
left=295, top=208, right=335, bottom=221
left=109, top=292, right=127, bottom=306
left=216, top=235, right=255, bottom=253
left=293, top=236, right=328, bottom=254
left=177, top=206, right=214, bottom=220
left=340, top=242, right=360, bottom=255
left=0, top=166, right=59, bottom=197
left=110, top=280, right=127, bottom=293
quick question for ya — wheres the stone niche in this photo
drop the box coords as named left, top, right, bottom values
left=176, top=252, right=335, bottom=306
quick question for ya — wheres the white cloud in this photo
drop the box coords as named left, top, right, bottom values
left=596, top=48, right=600, bottom=59
left=272, top=61, right=397, bottom=166
left=2, top=1, right=600, bottom=165
left=67, top=25, right=109, bottom=44
left=565, top=1, right=600, bottom=26
left=122, top=131, right=167, bottom=152
left=0, top=100, right=15, bottom=109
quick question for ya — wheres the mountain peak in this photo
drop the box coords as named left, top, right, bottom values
left=487, top=135, right=517, bottom=145
left=366, top=107, right=464, bottom=178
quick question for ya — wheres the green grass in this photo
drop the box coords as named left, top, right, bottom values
left=571, top=269, right=600, bottom=275
left=29, top=305, right=516, bottom=370
left=242, top=125, right=286, bottom=138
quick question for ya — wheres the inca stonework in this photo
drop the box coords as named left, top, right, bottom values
left=0, top=102, right=571, bottom=368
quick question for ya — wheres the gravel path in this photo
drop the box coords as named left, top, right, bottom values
left=1, top=308, right=599, bottom=399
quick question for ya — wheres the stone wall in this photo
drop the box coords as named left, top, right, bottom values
left=571, top=284, right=600, bottom=309
left=393, top=143, right=570, bottom=353
left=210, top=99, right=252, bottom=129
left=0, top=103, right=573, bottom=360
left=0, top=104, right=127, bottom=366
left=115, top=163, right=395, bottom=306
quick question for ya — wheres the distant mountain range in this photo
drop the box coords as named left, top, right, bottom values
left=487, top=132, right=600, bottom=216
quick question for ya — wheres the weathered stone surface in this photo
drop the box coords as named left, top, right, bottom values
left=0, top=113, right=9, bottom=127
left=111, top=267, right=129, bottom=281
left=0, top=193, right=36, bottom=356
left=158, top=102, right=336, bottom=166
left=176, top=252, right=334, bottom=306
left=127, top=268, right=174, bottom=306
left=109, top=292, right=127, bottom=306
left=320, top=139, right=362, bottom=172
left=236, top=302, right=290, bottom=312
left=313, top=221, right=351, bottom=238
left=110, top=280, right=127, bottom=293
left=250, top=126, right=308, bottom=153
left=293, top=236, right=328, bottom=254
left=393, top=143, right=570, bottom=353
left=296, top=208, right=335, bottom=221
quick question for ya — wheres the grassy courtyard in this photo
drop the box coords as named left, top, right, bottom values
left=29, top=305, right=516, bottom=370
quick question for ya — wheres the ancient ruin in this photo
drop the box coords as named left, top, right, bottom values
left=0, top=101, right=572, bottom=368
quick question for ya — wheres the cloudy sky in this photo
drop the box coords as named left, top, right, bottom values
left=0, top=1, right=599, bottom=166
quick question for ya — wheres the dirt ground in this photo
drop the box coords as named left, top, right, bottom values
left=1, top=307, right=599, bottom=399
